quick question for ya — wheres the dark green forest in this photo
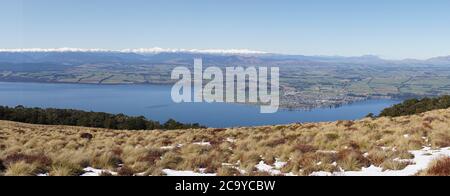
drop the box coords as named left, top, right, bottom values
left=379, top=96, right=450, bottom=117
left=0, top=105, right=204, bottom=130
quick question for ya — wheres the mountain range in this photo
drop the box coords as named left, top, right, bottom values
left=0, top=48, right=449, bottom=66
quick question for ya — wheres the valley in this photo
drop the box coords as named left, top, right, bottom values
left=2, top=51, right=450, bottom=109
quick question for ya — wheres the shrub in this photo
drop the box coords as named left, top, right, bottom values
left=366, top=113, right=375, bottom=118
left=80, top=133, right=94, bottom=140
left=100, top=171, right=114, bottom=176
left=422, top=157, right=450, bottom=176
left=118, top=166, right=135, bottom=176
left=4, top=153, right=52, bottom=168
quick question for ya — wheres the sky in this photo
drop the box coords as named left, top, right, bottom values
left=1, top=0, right=450, bottom=59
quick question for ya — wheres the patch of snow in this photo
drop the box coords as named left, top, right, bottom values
left=255, top=159, right=288, bottom=175
left=274, top=159, right=287, bottom=169
left=135, top=172, right=147, bottom=176
left=256, top=161, right=278, bottom=174
left=160, top=144, right=183, bottom=150
left=81, top=167, right=117, bottom=176
left=226, top=138, right=237, bottom=143
left=193, top=142, right=211, bottom=146
left=162, top=169, right=216, bottom=176
left=311, top=147, right=450, bottom=176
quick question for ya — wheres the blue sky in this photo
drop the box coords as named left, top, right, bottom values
left=1, top=0, right=450, bottom=59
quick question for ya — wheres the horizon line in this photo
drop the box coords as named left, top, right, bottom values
left=0, top=47, right=446, bottom=61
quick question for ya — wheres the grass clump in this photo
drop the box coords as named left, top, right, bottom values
left=419, top=157, right=450, bottom=176
left=5, top=161, right=39, bottom=176
left=217, top=167, right=242, bottom=176
left=381, top=160, right=411, bottom=171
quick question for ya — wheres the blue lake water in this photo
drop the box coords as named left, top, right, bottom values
left=0, top=82, right=400, bottom=128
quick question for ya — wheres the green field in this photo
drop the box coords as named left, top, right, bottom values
left=2, top=63, right=450, bottom=109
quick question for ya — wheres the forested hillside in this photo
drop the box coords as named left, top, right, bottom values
left=380, top=96, right=450, bottom=117
left=0, top=105, right=203, bottom=130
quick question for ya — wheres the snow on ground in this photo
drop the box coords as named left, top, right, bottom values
left=311, top=147, right=450, bottom=176
left=226, top=138, right=237, bottom=143
left=193, top=142, right=211, bottom=146
left=77, top=147, right=447, bottom=177
left=160, top=144, right=183, bottom=150
left=255, top=159, right=291, bottom=176
left=81, top=167, right=118, bottom=176
left=162, top=169, right=216, bottom=176
left=160, top=146, right=175, bottom=150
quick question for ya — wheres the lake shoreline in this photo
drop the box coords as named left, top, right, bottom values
left=0, top=81, right=401, bottom=128
left=0, top=80, right=402, bottom=111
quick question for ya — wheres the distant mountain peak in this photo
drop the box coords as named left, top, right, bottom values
left=0, top=47, right=269, bottom=55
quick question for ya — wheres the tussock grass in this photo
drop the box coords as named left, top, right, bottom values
left=5, top=161, right=39, bottom=176
left=49, top=164, right=83, bottom=176
left=419, top=156, right=450, bottom=176
left=381, top=160, right=411, bottom=171
left=217, top=167, right=242, bottom=176
left=0, top=108, right=449, bottom=176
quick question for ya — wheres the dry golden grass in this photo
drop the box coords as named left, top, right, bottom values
left=0, top=108, right=449, bottom=176
left=418, top=156, right=450, bottom=176
left=4, top=161, right=39, bottom=176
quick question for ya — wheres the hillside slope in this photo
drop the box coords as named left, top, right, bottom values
left=0, top=108, right=449, bottom=176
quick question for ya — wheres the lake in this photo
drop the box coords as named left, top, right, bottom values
left=0, top=82, right=400, bottom=128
